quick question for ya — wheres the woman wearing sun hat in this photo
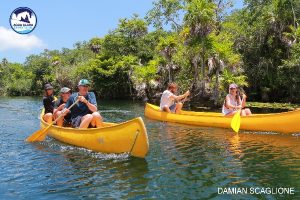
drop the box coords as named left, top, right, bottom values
left=42, top=83, right=55, bottom=123
left=222, top=83, right=252, bottom=116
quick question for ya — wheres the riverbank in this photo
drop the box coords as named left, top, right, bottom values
left=247, top=102, right=300, bottom=111
left=187, top=100, right=300, bottom=113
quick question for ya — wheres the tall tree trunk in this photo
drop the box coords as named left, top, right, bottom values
left=167, top=64, right=172, bottom=83
left=214, top=68, right=220, bottom=105
left=127, top=71, right=133, bottom=99
left=290, top=0, right=297, bottom=28
left=192, top=56, right=199, bottom=83
left=201, top=43, right=206, bottom=94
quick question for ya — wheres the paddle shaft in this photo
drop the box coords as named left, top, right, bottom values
left=230, top=97, right=244, bottom=133
left=50, top=99, right=79, bottom=125
left=26, top=99, right=79, bottom=142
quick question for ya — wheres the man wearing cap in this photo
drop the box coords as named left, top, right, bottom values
left=43, top=83, right=55, bottom=123
left=64, top=79, right=103, bottom=128
left=53, top=87, right=72, bottom=127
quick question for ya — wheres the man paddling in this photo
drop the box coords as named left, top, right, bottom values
left=64, top=79, right=103, bottom=128
left=160, top=82, right=190, bottom=114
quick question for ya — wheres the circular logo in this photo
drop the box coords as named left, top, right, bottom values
left=9, top=7, right=37, bottom=34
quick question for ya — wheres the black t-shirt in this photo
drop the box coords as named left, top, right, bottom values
left=43, top=95, right=55, bottom=114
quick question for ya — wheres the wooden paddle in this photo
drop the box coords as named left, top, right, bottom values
left=26, top=99, right=79, bottom=142
left=231, top=109, right=241, bottom=133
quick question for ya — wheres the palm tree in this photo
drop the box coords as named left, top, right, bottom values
left=89, top=37, right=102, bottom=55
left=1, top=58, right=8, bottom=67
left=208, top=54, right=225, bottom=105
left=183, top=0, right=217, bottom=95
left=156, top=35, right=178, bottom=83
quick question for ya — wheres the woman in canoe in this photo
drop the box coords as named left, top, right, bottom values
left=42, top=83, right=55, bottom=123
left=222, top=83, right=252, bottom=116
left=160, top=82, right=190, bottom=114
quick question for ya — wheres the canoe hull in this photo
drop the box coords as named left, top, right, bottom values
left=41, top=117, right=149, bottom=158
left=145, top=103, right=300, bottom=134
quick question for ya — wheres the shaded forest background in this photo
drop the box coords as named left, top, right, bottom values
left=1, top=0, right=299, bottom=105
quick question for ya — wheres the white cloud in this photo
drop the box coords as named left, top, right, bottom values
left=0, top=26, right=45, bottom=51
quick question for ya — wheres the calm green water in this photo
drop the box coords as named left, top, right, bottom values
left=0, top=97, right=299, bottom=199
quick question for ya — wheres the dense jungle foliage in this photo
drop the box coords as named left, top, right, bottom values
left=0, top=0, right=299, bottom=105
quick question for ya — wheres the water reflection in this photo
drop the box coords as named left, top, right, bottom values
left=27, top=139, right=150, bottom=199
left=154, top=123, right=300, bottom=198
left=227, top=134, right=243, bottom=158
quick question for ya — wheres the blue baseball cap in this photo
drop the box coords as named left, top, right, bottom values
left=78, top=79, right=90, bottom=86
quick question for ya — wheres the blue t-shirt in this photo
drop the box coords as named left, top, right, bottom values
left=65, top=92, right=97, bottom=119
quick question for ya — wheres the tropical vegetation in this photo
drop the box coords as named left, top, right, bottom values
left=0, top=0, right=299, bottom=105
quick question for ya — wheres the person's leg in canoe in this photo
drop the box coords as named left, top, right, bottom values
left=43, top=113, right=53, bottom=123
left=79, top=114, right=93, bottom=128
left=175, top=102, right=183, bottom=114
left=90, top=112, right=103, bottom=128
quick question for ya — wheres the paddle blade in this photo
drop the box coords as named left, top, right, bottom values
left=26, top=125, right=51, bottom=142
left=231, top=110, right=241, bottom=133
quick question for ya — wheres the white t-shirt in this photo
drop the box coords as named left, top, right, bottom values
left=222, top=94, right=240, bottom=115
left=160, top=90, right=176, bottom=110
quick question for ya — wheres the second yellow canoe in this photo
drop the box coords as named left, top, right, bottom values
left=145, top=103, right=300, bottom=134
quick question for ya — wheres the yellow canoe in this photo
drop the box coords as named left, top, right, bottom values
left=145, top=103, right=300, bottom=134
left=40, top=113, right=149, bottom=158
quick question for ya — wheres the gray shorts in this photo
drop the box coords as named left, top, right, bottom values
left=71, top=115, right=96, bottom=128
left=71, top=116, right=82, bottom=128
left=169, top=104, right=176, bottom=113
